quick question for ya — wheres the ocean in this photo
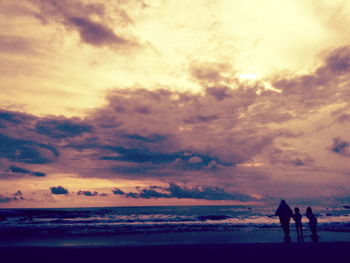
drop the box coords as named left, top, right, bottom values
left=1, top=205, right=350, bottom=246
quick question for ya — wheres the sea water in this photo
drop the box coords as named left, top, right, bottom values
left=0, top=205, right=350, bottom=246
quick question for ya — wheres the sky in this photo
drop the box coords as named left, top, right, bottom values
left=1, top=0, right=350, bottom=208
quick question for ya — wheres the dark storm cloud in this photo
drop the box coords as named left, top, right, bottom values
left=28, top=0, right=136, bottom=48
left=0, top=133, right=58, bottom=164
left=100, top=146, right=226, bottom=167
left=32, top=171, right=46, bottom=177
left=8, top=166, right=46, bottom=177
left=77, top=190, right=98, bottom=196
left=0, top=109, right=34, bottom=127
left=112, top=188, right=124, bottom=195
left=50, top=186, right=68, bottom=195
left=35, top=117, right=92, bottom=139
left=0, top=111, right=20, bottom=124
left=330, top=137, right=350, bottom=157
left=112, top=183, right=255, bottom=201
left=100, top=146, right=181, bottom=164
left=0, top=196, right=13, bottom=203
left=124, top=134, right=166, bottom=143
left=8, top=166, right=31, bottom=174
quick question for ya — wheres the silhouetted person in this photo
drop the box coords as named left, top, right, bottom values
left=306, top=207, right=318, bottom=242
left=293, top=207, right=304, bottom=241
left=275, top=200, right=293, bottom=242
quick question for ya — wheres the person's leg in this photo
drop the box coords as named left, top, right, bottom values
left=281, top=220, right=290, bottom=237
left=310, top=225, right=318, bottom=242
left=296, top=225, right=300, bottom=237
left=300, top=226, right=304, bottom=241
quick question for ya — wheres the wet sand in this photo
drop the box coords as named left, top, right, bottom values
left=1, top=242, right=350, bottom=263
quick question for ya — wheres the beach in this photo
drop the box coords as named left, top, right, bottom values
left=1, top=229, right=350, bottom=263
left=1, top=242, right=350, bottom=263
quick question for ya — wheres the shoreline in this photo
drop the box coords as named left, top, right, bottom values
left=2, top=229, right=350, bottom=247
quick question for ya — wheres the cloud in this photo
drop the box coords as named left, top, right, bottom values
left=269, top=148, right=314, bottom=167
left=323, top=46, right=350, bottom=75
left=99, top=146, right=182, bottom=164
left=113, top=183, right=256, bottom=201
left=335, top=113, right=350, bottom=124
left=205, top=87, right=230, bottom=101
left=28, top=0, right=137, bottom=48
left=124, top=134, right=166, bottom=143
left=0, top=35, right=36, bottom=54
left=0, top=133, right=59, bottom=164
left=8, top=165, right=46, bottom=177
left=0, top=191, right=25, bottom=203
left=0, top=81, right=298, bottom=184
left=190, top=62, right=233, bottom=86
left=68, top=16, right=129, bottom=47
left=112, top=188, right=124, bottom=195
left=0, top=196, right=12, bottom=203
left=188, top=156, right=203, bottom=164
left=77, top=190, right=99, bottom=196
left=0, top=109, right=34, bottom=127
left=272, top=45, right=350, bottom=109
left=35, top=117, right=92, bottom=139
left=63, top=86, right=279, bottom=180
left=50, top=186, right=69, bottom=195
left=14, top=190, right=23, bottom=196
left=8, top=166, right=31, bottom=174
left=32, top=171, right=46, bottom=177
left=2, top=44, right=350, bottom=202
left=330, top=137, right=350, bottom=157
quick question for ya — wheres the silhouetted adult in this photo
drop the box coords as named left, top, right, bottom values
left=275, top=200, right=293, bottom=241
left=306, top=207, right=318, bottom=242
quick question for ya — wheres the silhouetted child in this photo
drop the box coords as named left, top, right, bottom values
left=275, top=200, right=293, bottom=242
left=293, top=207, right=303, bottom=241
left=306, top=207, right=318, bottom=242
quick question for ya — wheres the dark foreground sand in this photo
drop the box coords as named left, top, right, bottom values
left=1, top=242, right=350, bottom=263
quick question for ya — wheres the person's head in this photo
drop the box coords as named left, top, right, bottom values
left=280, top=200, right=286, bottom=205
left=294, top=207, right=299, bottom=213
left=306, top=207, right=312, bottom=214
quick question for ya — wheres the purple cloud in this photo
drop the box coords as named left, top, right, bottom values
left=330, top=137, right=350, bottom=157
left=2, top=45, right=350, bottom=202
left=77, top=190, right=99, bottom=197
left=112, top=183, right=256, bottom=201
left=28, top=0, right=137, bottom=48
left=0, top=191, right=25, bottom=203
left=50, top=186, right=69, bottom=195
